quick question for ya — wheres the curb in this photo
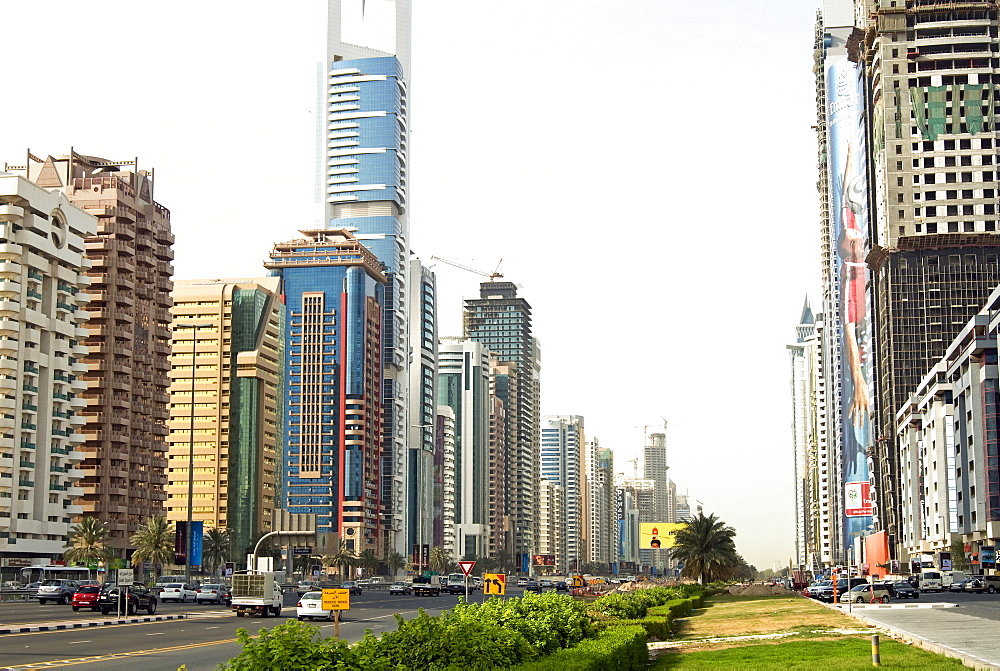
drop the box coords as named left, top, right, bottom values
left=0, top=614, right=187, bottom=635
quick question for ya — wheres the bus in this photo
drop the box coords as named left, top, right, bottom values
left=19, top=565, right=92, bottom=584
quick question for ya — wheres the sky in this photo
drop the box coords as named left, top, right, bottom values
left=2, top=0, right=820, bottom=570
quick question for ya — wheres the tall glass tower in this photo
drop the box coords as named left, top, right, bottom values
left=322, top=0, right=412, bottom=554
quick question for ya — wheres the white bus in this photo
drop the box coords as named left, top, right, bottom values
left=19, top=565, right=92, bottom=584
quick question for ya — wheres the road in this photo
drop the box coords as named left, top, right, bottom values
left=0, top=587, right=519, bottom=669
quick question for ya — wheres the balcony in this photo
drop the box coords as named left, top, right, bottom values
left=0, top=244, right=24, bottom=260
left=0, top=320, right=16, bottom=336
left=0, top=262, right=21, bottom=278
left=0, top=281, right=21, bottom=298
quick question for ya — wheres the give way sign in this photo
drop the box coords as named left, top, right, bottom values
left=458, top=561, right=476, bottom=576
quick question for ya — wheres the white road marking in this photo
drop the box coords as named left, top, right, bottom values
left=67, top=640, right=91, bottom=644
left=145, top=632, right=165, bottom=636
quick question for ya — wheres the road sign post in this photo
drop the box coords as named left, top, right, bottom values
left=322, top=588, right=350, bottom=638
left=484, top=573, right=506, bottom=596
left=458, top=561, right=475, bottom=601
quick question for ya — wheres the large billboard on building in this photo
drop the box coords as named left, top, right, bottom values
left=638, top=523, right=684, bottom=549
left=826, top=49, right=874, bottom=547
left=615, top=488, right=626, bottom=561
left=532, top=554, right=556, bottom=567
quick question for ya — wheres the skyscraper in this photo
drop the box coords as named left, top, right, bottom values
left=266, top=228, right=385, bottom=557
left=166, top=279, right=284, bottom=559
left=464, top=282, right=540, bottom=566
left=541, top=415, right=584, bottom=573
left=0, top=169, right=94, bottom=562
left=324, top=0, right=413, bottom=554
left=644, top=431, right=671, bottom=523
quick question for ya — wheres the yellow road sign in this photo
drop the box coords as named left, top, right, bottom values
left=484, top=573, right=506, bottom=595
left=322, top=588, right=350, bottom=611
left=571, top=575, right=585, bottom=588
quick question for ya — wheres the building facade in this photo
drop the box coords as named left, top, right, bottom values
left=644, top=431, right=671, bottom=523
left=464, top=282, right=540, bottom=565
left=433, top=405, right=456, bottom=553
left=585, top=441, right=614, bottom=568
left=540, top=415, right=584, bottom=572
left=0, top=169, right=94, bottom=560
left=536, top=478, right=564, bottom=574
left=266, top=229, right=385, bottom=557
left=166, top=279, right=283, bottom=559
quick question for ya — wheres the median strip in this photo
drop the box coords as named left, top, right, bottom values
left=0, top=614, right=187, bottom=636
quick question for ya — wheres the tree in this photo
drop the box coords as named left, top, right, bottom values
left=385, top=551, right=406, bottom=577
left=670, top=512, right=740, bottom=584
left=63, top=517, right=114, bottom=573
left=203, top=527, right=231, bottom=576
left=428, top=546, right=454, bottom=574
left=950, top=539, right=969, bottom=571
left=130, top=516, right=175, bottom=581
left=357, top=549, right=379, bottom=577
left=323, top=541, right=356, bottom=580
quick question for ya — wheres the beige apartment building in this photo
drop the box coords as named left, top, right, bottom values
left=167, top=279, right=283, bottom=558
left=6, top=152, right=174, bottom=556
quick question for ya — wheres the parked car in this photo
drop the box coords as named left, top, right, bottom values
left=296, top=581, right=319, bottom=596
left=951, top=578, right=987, bottom=594
left=555, top=581, right=569, bottom=592
left=523, top=580, right=542, bottom=593
left=71, top=585, right=103, bottom=611
left=159, top=583, right=197, bottom=603
left=388, top=581, right=411, bottom=595
left=804, top=580, right=832, bottom=599
left=196, top=584, right=232, bottom=605
left=296, top=591, right=334, bottom=621
left=817, top=578, right=869, bottom=602
left=516, top=577, right=528, bottom=587
left=1, top=581, right=24, bottom=590
left=837, top=584, right=891, bottom=604
left=98, top=585, right=158, bottom=616
left=887, top=582, right=919, bottom=599
left=340, top=581, right=363, bottom=596
left=37, top=579, right=80, bottom=605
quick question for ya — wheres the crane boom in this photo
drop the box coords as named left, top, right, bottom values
left=429, top=256, right=504, bottom=281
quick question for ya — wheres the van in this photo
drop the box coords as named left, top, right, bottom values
left=919, top=571, right=943, bottom=592
left=940, top=570, right=969, bottom=587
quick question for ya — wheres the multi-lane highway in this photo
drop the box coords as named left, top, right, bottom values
left=0, top=587, right=521, bottom=670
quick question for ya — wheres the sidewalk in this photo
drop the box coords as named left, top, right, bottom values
left=0, top=614, right=186, bottom=635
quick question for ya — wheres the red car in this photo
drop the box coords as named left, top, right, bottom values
left=72, top=585, right=102, bottom=611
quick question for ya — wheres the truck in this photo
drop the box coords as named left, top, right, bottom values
left=411, top=576, right=440, bottom=597
left=918, top=570, right=943, bottom=593
left=231, top=571, right=283, bottom=617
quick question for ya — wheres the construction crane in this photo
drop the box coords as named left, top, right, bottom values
left=429, top=256, right=504, bottom=281
left=626, top=457, right=639, bottom=480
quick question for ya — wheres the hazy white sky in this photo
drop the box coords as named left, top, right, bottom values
left=2, top=0, right=820, bottom=569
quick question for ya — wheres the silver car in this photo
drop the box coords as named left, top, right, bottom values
left=37, top=579, right=80, bottom=605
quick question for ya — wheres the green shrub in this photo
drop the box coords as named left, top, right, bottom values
left=449, top=593, right=592, bottom=655
left=603, top=614, right=670, bottom=640
left=219, top=619, right=358, bottom=670
left=514, top=624, right=648, bottom=671
left=591, top=586, right=691, bottom=620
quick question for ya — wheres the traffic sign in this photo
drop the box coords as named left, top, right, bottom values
left=322, top=588, right=350, bottom=611
left=293, top=546, right=313, bottom=556
left=458, top=561, right=476, bottom=576
left=484, top=573, right=506, bottom=595
left=117, top=569, right=134, bottom=587
left=571, top=575, right=585, bottom=588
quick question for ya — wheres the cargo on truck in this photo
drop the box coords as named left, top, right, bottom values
left=231, top=571, right=283, bottom=617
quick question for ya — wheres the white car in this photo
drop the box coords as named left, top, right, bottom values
left=296, top=591, right=334, bottom=621
left=159, top=583, right=197, bottom=603
left=517, top=577, right=528, bottom=587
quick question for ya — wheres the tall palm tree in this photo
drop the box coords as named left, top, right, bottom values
left=202, top=527, right=230, bottom=576
left=671, top=512, right=739, bottom=585
left=64, top=517, right=113, bottom=576
left=385, top=550, right=406, bottom=578
left=322, top=541, right=356, bottom=580
left=428, top=546, right=454, bottom=574
left=357, top=548, right=379, bottom=577
left=129, top=516, right=175, bottom=581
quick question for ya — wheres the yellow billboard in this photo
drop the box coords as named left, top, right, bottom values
left=638, top=523, right=684, bottom=549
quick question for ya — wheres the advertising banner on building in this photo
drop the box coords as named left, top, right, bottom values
left=532, top=554, right=556, bottom=567
left=826, top=50, right=874, bottom=548
left=638, top=523, right=684, bottom=549
left=981, top=546, right=996, bottom=568
left=615, top=488, right=625, bottom=561
left=190, top=520, right=203, bottom=567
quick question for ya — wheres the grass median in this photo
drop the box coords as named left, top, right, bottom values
left=650, top=593, right=963, bottom=669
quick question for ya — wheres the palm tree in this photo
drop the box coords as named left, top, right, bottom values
left=428, top=546, right=454, bottom=574
left=129, top=516, right=175, bottom=581
left=64, top=517, right=114, bottom=577
left=385, top=550, right=406, bottom=578
left=322, top=541, right=356, bottom=580
left=671, top=512, right=740, bottom=585
left=202, top=527, right=230, bottom=576
left=357, top=549, right=379, bottom=577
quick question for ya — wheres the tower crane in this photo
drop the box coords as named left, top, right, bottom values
left=429, top=256, right=504, bottom=281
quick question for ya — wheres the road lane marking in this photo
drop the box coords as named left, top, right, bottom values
left=144, top=632, right=164, bottom=636
left=0, top=637, right=239, bottom=668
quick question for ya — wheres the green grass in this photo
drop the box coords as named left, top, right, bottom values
left=651, top=637, right=965, bottom=669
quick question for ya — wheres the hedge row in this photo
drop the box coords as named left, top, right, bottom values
left=513, top=624, right=648, bottom=671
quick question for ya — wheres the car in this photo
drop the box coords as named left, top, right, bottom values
left=816, top=577, right=869, bottom=602
left=2, top=581, right=24, bottom=590
left=516, top=577, right=528, bottom=587
left=887, top=581, right=919, bottom=599
left=196, top=584, right=232, bottom=605
left=98, top=585, right=158, bottom=616
left=71, top=585, right=103, bottom=611
left=804, top=580, right=832, bottom=599
left=26, top=582, right=41, bottom=591
left=340, top=580, right=363, bottom=596
left=77, top=579, right=101, bottom=587
left=296, top=581, right=319, bottom=596
left=954, top=578, right=987, bottom=594
left=539, top=579, right=553, bottom=588
left=523, top=580, right=542, bottom=593
left=555, top=581, right=569, bottom=592
left=837, top=584, right=891, bottom=604
left=296, top=591, right=334, bottom=621
left=159, top=583, right=197, bottom=603
left=472, top=577, right=483, bottom=589
left=388, top=581, right=411, bottom=595
left=37, top=579, right=80, bottom=605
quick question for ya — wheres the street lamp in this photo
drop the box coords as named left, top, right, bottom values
left=181, top=322, right=214, bottom=584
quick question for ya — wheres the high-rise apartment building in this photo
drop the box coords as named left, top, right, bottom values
left=537, top=478, right=564, bottom=574
left=0, top=169, right=94, bottom=561
left=266, top=229, right=385, bottom=556
left=433, top=405, right=456, bottom=552
left=541, top=415, right=584, bottom=572
left=585, top=441, right=614, bottom=568
left=166, top=279, right=283, bottom=558
left=437, top=338, right=491, bottom=560
left=5, top=151, right=174, bottom=557
left=464, top=282, right=540, bottom=565
left=487, top=391, right=509, bottom=559
left=324, top=0, right=413, bottom=554
left=644, top=431, right=671, bottom=523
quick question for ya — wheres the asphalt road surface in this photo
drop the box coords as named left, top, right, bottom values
left=0, top=587, right=525, bottom=670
